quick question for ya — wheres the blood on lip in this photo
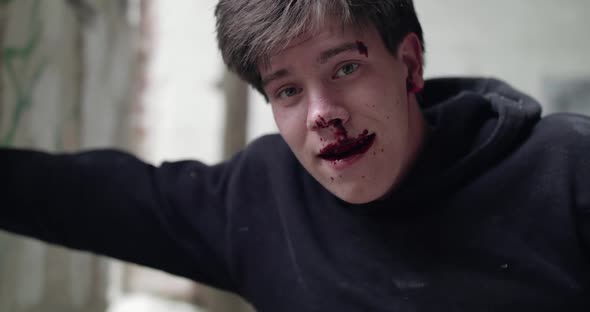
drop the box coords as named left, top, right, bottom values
left=319, top=130, right=374, bottom=161
left=315, top=115, right=374, bottom=160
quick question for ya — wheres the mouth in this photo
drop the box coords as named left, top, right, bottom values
left=318, top=130, right=376, bottom=161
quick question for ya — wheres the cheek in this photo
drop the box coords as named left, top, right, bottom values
left=354, top=86, right=403, bottom=117
left=272, top=107, right=307, bottom=147
left=351, top=72, right=405, bottom=111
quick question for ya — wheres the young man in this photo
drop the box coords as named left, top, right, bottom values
left=2, top=0, right=590, bottom=311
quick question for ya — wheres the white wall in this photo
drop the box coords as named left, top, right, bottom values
left=141, top=0, right=225, bottom=165
left=415, top=0, right=590, bottom=114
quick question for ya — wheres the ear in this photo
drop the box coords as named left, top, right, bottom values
left=397, top=33, right=424, bottom=93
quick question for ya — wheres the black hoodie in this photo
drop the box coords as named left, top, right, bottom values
left=1, top=78, right=590, bottom=311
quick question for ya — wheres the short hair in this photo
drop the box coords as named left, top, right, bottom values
left=215, top=0, right=424, bottom=96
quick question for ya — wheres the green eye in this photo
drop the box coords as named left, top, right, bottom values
left=278, top=87, right=301, bottom=98
left=334, top=63, right=359, bottom=78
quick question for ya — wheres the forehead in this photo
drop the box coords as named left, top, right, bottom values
left=260, top=22, right=372, bottom=73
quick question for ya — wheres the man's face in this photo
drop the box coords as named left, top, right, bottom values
left=260, top=22, right=424, bottom=204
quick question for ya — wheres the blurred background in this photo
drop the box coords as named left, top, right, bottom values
left=0, top=0, right=589, bottom=311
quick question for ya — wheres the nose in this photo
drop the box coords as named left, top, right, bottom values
left=306, top=90, right=350, bottom=131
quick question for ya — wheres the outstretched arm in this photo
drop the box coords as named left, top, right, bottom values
left=0, top=148, right=238, bottom=292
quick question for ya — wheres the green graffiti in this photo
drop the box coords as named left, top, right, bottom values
left=1, top=0, right=46, bottom=147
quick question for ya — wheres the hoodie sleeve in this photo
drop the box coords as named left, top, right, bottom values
left=0, top=148, right=238, bottom=292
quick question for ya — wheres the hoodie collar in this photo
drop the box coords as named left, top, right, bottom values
left=342, top=77, right=542, bottom=214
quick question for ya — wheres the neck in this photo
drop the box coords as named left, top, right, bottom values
left=379, top=94, right=429, bottom=201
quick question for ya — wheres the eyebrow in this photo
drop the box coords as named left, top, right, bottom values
left=261, top=68, right=290, bottom=88
left=260, top=42, right=361, bottom=88
left=317, top=42, right=359, bottom=64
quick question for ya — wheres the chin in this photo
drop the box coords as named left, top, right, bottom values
left=329, top=183, right=387, bottom=205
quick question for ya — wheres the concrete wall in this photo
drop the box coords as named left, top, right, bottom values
left=0, top=0, right=140, bottom=311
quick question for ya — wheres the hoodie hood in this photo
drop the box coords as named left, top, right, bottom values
left=389, top=77, right=542, bottom=206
